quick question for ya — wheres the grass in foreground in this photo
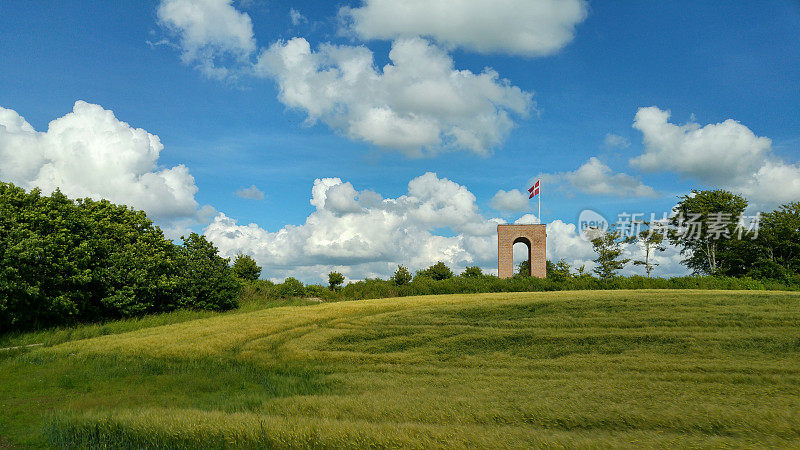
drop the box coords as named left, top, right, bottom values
left=1, top=290, right=799, bottom=448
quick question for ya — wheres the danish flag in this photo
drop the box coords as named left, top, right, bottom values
left=528, top=180, right=540, bottom=199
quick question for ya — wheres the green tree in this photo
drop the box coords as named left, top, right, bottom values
left=391, top=265, right=412, bottom=285
left=544, top=260, right=555, bottom=277
left=627, top=223, right=666, bottom=277
left=176, top=233, right=241, bottom=311
left=517, top=260, right=531, bottom=277
left=328, top=271, right=345, bottom=290
left=461, top=266, right=482, bottom=278
left=421, top=261, right=454, bottom=281
left=279, top=277, right=305, bottom=298
left=670, top=189, right=747, bottom=275
left=746, top=201, right=800, bottom=279
left=547, top=259, right=572, bottom=281
left=591, top=229, right=630, bottom=280
left=231, top=253, right=262, bottom=281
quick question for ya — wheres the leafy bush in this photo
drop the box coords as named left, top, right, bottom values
left=461, top=266, right=482, bottom=278
left=0, top=182, right=240, bottom=332
left=176, top=233, right=241, bottom=311
left=279, top=277, right=305, bottom=298
left=547, top=259, right=572, bottom=282
left=517, top=260, right=530, bottom=277
left=238, top=279, right=277, bottom=304
left=306, top=284, right=334, bottom=299
left=419, top=262, right=454, bottom=281
left=391, top=266, right=412, bottom=285
left=324, top=273, right=797, bottom=302
left=231, top=254, right=262, bottom=281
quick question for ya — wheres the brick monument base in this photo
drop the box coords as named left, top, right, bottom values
left=497, top=224, right=546, bottom=278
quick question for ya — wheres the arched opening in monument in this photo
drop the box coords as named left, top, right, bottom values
left=512, top=237, right=532, bottom=277
left=497, top=224, right=546, bottom=279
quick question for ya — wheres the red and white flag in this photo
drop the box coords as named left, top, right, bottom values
left=528, top=180, right=540, bottom=199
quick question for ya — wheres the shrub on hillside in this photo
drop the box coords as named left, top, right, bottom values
left=547, top=259, right=572, bottom=282
left=239, top=279, right=276, bottom=303
left=175, top=233, right=241, bottom=311
left=461, top=266, right=483, bottom=278
left=324, top=272, right=797, bottom=302
left=279, top=277, right=305, bottom=298
left=419, top=262, right=454, bottom=281
left=231, top=254, right=262, bottom=281
left=306, top=284, right=338, bottom=300
left=391, top=266, right=412, bottom=286
left=517, top=260, right=531, bottom=277
left=0, top=182, right=240, bottom=332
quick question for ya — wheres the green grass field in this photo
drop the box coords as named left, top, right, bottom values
left=1, top=290, right=799, bottom=448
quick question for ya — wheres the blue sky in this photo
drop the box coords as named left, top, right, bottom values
left=1, top=1, right=799, bottom=281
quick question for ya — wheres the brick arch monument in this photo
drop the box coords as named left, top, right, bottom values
left=497, top=224, right=546, bottom=278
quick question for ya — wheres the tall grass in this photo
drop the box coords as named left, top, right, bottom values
left=0, top=297, right=316, bottom=355
left=44, top=405, right=798, bottom=449
left=0, top=290, right=797, bottom=447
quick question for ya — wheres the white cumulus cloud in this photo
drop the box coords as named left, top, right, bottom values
left=490, top=189, right=530, bottom=212
left=340, top=0, right=588, bottom=57
left=545, top=219, right=592, bottom=267
left=204, top=172, right=502, bottom=282
left=157, top=0, right=256, bottom=79
left=515, top=214, right=540, bottom=224
left=235, top=184, right=264, bottom=200
left=0, top=101, right=207, bottom=234
left=739, top=160, right=800, bottom=207
left=154, top=0, right=539, bottom=155
left=544, top=219, right=686, bottom=277
left=540, top=157, right=658, bottom=198
left=631, top=106, right=800, bottom=208
left=631, top=106, right=772, bottom=184
left=255, top=37, right=533, bottom=156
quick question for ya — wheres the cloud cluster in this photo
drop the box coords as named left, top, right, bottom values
left=154, top=0, right=560, bottom=155
left=255, top=37, right=532, bottom=156
left=632, top=106, right=772, bottom=184
left=205, top=172, right=500, bottom=281
left=340, top=0, right=588, bottom=56
left=157, top=0, right=256, bottom=79
left=740, top=162, right=800, bottom=207
left=236, top=185, right=264, bottom=200
left=540, top=157, right=658, bottom=198
left=631, top=106, right=800, bottom=207
left=490, top=189, right=530, bottom=212
left=0, top=101, right=207, bottom=234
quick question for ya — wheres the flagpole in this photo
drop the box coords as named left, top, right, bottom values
left=538, top=179, right=541, bottom=224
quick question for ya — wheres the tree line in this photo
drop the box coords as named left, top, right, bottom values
left=587, top=190, right=800, bottom=281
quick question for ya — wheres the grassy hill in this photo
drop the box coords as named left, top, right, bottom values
left=1, top=290, right=799, bottom=448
